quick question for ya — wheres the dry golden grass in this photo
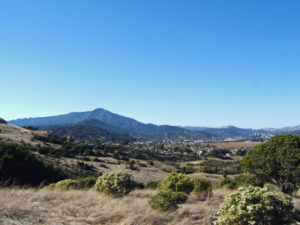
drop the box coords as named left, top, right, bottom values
left=0, top=122, right=58, bottom=147
left=199, top=142, right=261, bottom=148
left=0, top=188, right=232, bottom=225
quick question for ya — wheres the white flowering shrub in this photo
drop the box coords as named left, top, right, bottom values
left=95, top=172, right=136, bottom=197
left=215, top=186, right=299, bottom=225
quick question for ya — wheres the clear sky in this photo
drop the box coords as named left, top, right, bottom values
left=1, top=0, right=300, bottom=128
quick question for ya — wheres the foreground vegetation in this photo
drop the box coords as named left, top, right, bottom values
left=1, top=134, right=300, bottom=224
left=0, top=142, right=66, bottom=186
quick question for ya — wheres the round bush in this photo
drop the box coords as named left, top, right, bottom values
left=95, top=172, right=136, bottom=197
left=54, top=179, right=79, bottom=190
left=149, top=190, right=188, bottom=212
left=215, top=186, right=299, bottom=225
left=159, top=172, right=194, bottom=194
left=75, top=177, right=96, bottom=189
left=193, top=178, right=212, bottom=200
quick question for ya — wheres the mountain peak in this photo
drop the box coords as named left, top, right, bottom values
left=216, top=125, right=236, bottom=129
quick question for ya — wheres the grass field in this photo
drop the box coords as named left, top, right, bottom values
left=199, top=142, right=261, bottom=148
left=0, top=188, right=233, bottom=225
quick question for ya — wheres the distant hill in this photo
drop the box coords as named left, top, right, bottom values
left=185, top=125, right=300, bottom=138
left=203, top=126, right=255, bottom=138
left=260, top=125, right=300, bottom=134
left=10, top=109, right=213, bottom=139
left=44, top=123, right=134, bottom=142
left=184, top=125, right=256, bottom=137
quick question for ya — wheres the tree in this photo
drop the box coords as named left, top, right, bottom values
left=241, top=134, right=300, bottom=194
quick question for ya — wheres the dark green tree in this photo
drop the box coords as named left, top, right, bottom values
left=241, top=134, right=300, bottom=194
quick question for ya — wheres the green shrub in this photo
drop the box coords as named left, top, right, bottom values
left=95, top=172, right=136, bottom=197
left=233, top=174, right=262, bottom=187
left=217, top=178, right=235, bottom=189
left=217, top=175, right=262, bottom=189
left=53, top=179, right=79, bottom=190
left=193, top=179, right=212, bottom=200
left=44, top=183, right=56, bottom=190
left=146, top=180, right=160, bottom=190
left=75, top=177, right=96, bottom=189
left=176, top=166, right=195, bottom=174
left=215, top=186, right=300, bottom=225
left=159, top=172, right=194, bottom=194
left=134, top=181, right=145, bottom=189
left=149, top=190, right=188, bottom=212
left=0, top=142, right=66, bottom=186
left=44, top=177, right=97, bottom=190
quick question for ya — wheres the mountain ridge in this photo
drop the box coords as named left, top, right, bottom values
left=9, top=108, right=213, bottom=140
left=8, top=108, right=300, bottom=139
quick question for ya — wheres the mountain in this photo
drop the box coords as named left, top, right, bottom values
left=9, top=108, right=213, bottom=139
left=76, top=119, right=129, bottom=134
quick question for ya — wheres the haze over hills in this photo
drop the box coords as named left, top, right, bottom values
left=8, top=108, right=300, bottom=140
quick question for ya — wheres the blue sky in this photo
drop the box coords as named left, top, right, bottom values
left=1, top=0, right=300, bottom=128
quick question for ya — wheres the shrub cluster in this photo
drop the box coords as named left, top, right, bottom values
left=217, top=174, right=262, bottom=189
left=158, top=172, right=194, bottom=194
left=149, top=190, right=188, bottom=212
left=193, top=178, right=212, bottom=200
left=45, top=177, right=96, bottom=190
left=199, top=159, right=242, bottom=175
left=215, top=186, right=300, bottom=225
left=0, top=142, right=66, bottom=186
left=95, top=172, right=136, bottom=197
left=146, top=180, right=160, bottom=189
left=52, top=179, right=79, bottom=190
left=149, top=172, right=213, bottom=212
left=75, top=177, right=97, bottom=189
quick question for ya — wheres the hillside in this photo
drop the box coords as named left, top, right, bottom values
left=0, top=119, right=52, bottom=146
